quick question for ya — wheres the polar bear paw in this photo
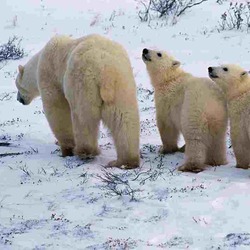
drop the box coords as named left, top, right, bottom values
left=159, top=145, right=185, bottom=154
left=107, top=159, right=139, bottom=170
left=61, top=147, right=74, bottom=157
left=74, top=147, right=100, bottom=159
left=178, top=163, right=204, bottom=173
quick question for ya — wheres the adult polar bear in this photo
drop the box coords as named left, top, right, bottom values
left=15, top=34, right=140, bottom=169
left=142, top=48, right=228, bottom=172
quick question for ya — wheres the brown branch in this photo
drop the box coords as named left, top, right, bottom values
left=0, top=142, right=11, bottom=146
left=0, top=152, right=23, bottom=158
left=177, top=0, right=208, bottom=17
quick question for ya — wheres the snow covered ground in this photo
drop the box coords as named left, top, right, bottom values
left=1, top=0, right=250, bottom=249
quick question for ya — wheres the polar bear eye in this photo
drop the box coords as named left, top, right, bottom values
left=223, top=67, right=228, bottom=72
left=157, top=53, right=162, bottom=57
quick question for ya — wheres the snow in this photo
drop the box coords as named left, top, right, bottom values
left=1, top=0, right=250, bottom=249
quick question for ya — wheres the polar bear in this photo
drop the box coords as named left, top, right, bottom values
left=142, top=48, right=228, bottom=172
left=208, top=64, right=250, bottom=169
left=15, top=34, right=140, bottom=169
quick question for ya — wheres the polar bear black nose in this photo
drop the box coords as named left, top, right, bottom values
left=208, top=67, right=213, bottom=73
left=143, top=48, right=149, bottom=55
left=17, top=92, right=25, bottom=105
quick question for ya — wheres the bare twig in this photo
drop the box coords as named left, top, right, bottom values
left=218, top=2, right=250, bottom=32
left=138, top=0, right=208, bottom=23
left=192, top=217, right=198, bottom=223
left=138, top=0, right=152, bottom=22
left=97, top=169, right=141, bottom=201
left=0, top=93, right=12, bottom=101
left=131, top=155, right=169, bottom=185
left=0, top=36, right=25, bottom=62
left=177, top=0, right=208, bottom=17
left=79, top=171, right=88, bottom=185
left=0, top=142, right=11, bottom=146
left=0, top=61, right=7, bottom=70
left=20, top=165, right=32, bottom=177
left=0, top=152, right=23, bottom=158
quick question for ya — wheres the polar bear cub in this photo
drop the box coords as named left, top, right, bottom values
left=208, top=64, right=250, bottom=169
left=142, top=48, right=228, bottom=172
left=15, top=34, right=140, bottom=169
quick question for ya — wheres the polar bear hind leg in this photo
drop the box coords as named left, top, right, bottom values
left=64, top=71, right=102, bottom=159
left=102, top=106, right=140, bottom=169
left=40, top=85, right=75, bottom=157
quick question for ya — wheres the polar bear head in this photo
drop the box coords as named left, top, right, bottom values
left=142, top=48, right=181, bottom=86
left=15, top=64, right=39, bottom=105
left=208, top=64, right=250, bottom=98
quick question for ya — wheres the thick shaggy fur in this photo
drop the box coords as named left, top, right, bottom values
left=142, top=49, right=228, bottom=172
left=209, top=64, right=250, bottom=169
left=15, top=34, right=140, bottom=169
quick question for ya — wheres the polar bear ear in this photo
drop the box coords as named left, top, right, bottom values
left=18, top=65, right=24, bottom=76
left=172, top=60, right=180, bottom=68
left=241, top=71, right=249, bottom=79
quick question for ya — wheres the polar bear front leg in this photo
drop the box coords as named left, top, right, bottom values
left=64, top=65, right=102, bottom=160
left=41, top=92, right=75, bottom=157
left=178, top=139, right=206, bottom=173
left=232, top=138, right=250, bottom=169
left=206, top=133, right=228, bottom=166
left=234, top=149, right=250, bottom=169
left=102, top=106, right=140, bottom=169
left=230, top=120, right=250, bottom=169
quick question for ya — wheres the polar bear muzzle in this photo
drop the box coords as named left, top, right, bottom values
left=17, top=91, right=27, bottom=105
left=142, top=48, right=151, bottom=62
left=208, top=67, right=219, bottom=79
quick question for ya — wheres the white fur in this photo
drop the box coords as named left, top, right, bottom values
left=15, top=34, right=140, bottom=168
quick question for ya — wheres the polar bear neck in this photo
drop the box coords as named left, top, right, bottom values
left=24, top=51, right=40, bottom=92
left=149, top=67, right=187, bottom=90
left=227, top=80, right=250, bottom=101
